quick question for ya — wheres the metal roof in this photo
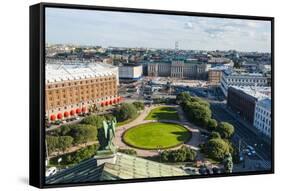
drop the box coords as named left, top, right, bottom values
left=102, top=153, right=189, bottom=180
left=45, top=153, right=190, bottom=184
left=46, top=61, right=118, bottom=84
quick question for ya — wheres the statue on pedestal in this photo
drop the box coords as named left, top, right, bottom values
left=97, top=117, right=117, bottom=155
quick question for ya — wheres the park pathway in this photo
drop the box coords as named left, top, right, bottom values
left=113, top=105, right=160, bottom=157
left=114, top=104, right=205, bottom=157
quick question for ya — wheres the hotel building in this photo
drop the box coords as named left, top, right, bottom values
left=45, top=61, right=120, bottom=122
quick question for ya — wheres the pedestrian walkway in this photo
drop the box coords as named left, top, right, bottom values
left=113, top=104, right=205, bottom=157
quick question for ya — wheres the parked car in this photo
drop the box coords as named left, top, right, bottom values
left=247, top=145, right=256, bottom=156
left=45, top=167, right=57, bottom=177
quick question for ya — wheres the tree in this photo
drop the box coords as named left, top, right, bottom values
left=217, top=122, right=235, bottom=139
left=132, top=101, right=144, bottom=111
left=190, top=97, right=210, bottom=108
left=160, top=146, right=197, bottom=162
left=69, top=124, right=97, bottom=145
left=57, top=136, right=73, bottom=153
left=59, top=124, right=74, bottom=136
left=223, top=153, right=233, bottom=173
left=205, top=138, right=230, bottom=161
left=46, top=136, right=59, bottom=154
left=208, top=119, right=218, bottom=131
left=81, top=115, right=105, bottom=129
left=210, top=131, right=221, bottom=139
left=114, top=103, right=138, bottom=122
left=176, top=92, right=191, bottom=104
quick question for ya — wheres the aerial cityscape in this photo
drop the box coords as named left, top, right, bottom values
left=44, top=8, right=272, bottom=184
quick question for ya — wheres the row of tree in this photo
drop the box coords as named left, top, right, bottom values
left=47, top=124, right=98, bottom=154
left=177, top=92, right=214, bottom=128
left=177, top=92, right=236, bottom=167
left=50, top=144, right=99, bottom=166
left=47, top=102, right=145, bottom=155
left=160, top=146, right=197, bottom=162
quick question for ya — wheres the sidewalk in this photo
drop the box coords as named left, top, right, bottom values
left=113, top=104, right=205, bottom=157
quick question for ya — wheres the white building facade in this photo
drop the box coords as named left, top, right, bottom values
left=118, top=64, right=143, bottom=80
left=220, top=70, right=269, bottom=96
left=253, top=98, right=271, bottom=137
left=147, top=60, right=209, bottom=79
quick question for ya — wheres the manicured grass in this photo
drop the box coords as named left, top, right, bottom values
left=123, top=122, right=191, bottom=150
left=145, top=106, right=179, bottom=121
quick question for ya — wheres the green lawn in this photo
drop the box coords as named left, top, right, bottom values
left=123, top=122, right=191, bottom=150
left=145, top=106, right=179, bottom=121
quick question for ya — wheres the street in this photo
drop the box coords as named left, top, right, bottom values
left=210, top=102, right=272, bottom=169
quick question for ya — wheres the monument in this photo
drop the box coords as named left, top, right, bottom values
left=94, top=118, right=117, bottom=165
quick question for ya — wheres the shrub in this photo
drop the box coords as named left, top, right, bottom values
left=160, top=146, right=197, bottom=162
left=118, top=148, right=137, bottom=156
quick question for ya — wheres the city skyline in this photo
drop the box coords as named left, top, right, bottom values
left=46, top=8, right=271, bottom=53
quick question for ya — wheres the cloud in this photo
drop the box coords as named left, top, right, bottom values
left=184, top=22, right=193, bottom=29
left=46, top=8, right=271, bottom=52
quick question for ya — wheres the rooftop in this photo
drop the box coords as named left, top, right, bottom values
left=223, top=69, right=265, bottom=77
left=257, top=97, right=271, bottom=110
left=230, top=86, right=271, bottom=100
left=45, top=153, right=190, bottom=184
left=46, top=61, right=117, bottom=84
left=209, top=65, right=230, bottom=71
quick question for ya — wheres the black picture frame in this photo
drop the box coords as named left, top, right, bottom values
left=30, top=2, right=275, bottom=189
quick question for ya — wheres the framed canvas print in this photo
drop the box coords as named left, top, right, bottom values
left=29, top=3, right=274, bottom=188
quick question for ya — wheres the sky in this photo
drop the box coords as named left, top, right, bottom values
left=46, top=8, right=271, bottom=52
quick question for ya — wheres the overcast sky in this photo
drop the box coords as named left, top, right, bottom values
left=46, top=8, right=271, bottom=52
